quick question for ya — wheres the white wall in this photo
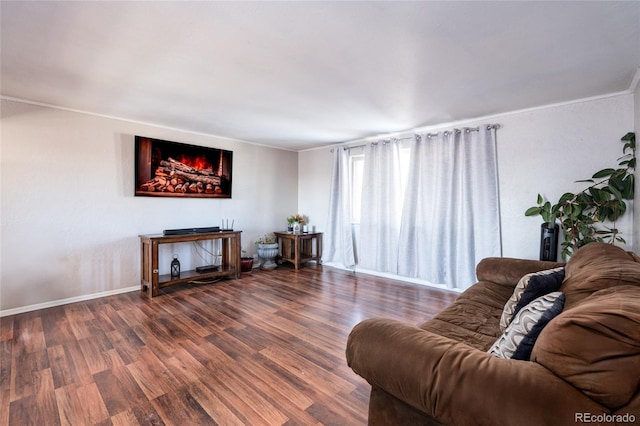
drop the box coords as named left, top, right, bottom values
left=299, top=93, right=635, bottom=262
left=0, top=99, right=298, bottom=313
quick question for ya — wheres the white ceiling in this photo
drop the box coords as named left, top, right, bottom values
left=2, top=1, right=639, bottom=151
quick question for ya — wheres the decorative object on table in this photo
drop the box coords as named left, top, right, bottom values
left=287, top=213, right=309, bottom=234
left=255, top=233, right=279, bottom=270
left=170, top=254, right=180, bottom=278
left=240, top=250, right=254, bottom=273
left=525, top=132, right=635, bottom=260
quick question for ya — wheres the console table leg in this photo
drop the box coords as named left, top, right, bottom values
left=150, top=241, right=159, bottom=298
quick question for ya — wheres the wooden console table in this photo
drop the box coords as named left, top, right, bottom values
left=139, top=231, right=241, bottom=298
left=274, top=231, right=322, bottom=270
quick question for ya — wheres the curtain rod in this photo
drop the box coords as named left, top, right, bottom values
left=335, top=124, right=501, bottom=151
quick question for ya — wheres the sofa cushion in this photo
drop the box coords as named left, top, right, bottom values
left=531, top=285, right=640, bottom=408
left=500, top=267, right=564, bottom=331
left=420, top=280, right=514, bottom=351
left=560, top=242, right=640, bottom=310
left=489, top=292, right=565, bottom=360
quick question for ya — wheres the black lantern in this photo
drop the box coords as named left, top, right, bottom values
left=171, top=254, right=180, bottom=278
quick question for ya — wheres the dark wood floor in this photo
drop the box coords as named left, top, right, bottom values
left=1, top=265, right=457, bottom=426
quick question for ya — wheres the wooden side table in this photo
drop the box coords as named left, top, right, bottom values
left=274, top=232, right=323, bottom=270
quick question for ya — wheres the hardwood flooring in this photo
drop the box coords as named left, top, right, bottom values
left=1, top=265, right=457, bottom=426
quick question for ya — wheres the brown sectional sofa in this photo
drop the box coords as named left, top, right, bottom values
left=346, top=243, right=640, bottom=425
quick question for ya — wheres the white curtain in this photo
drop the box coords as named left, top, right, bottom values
left=358, top=140, right=403, bottom=273
left=397, top=126, right=501, bottom=289
left=324, top=147, right=356, bottom=268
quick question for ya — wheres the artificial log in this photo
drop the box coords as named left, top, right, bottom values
left=163, top=157, right=214, bottom=174
left=159, top=159, right=221, bottom=186
left=138, top=157, right=223, bottom=195
left=172, top=171, right=220, bottom=186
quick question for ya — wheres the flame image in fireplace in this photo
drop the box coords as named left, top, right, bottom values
left=135, top=136, right=232, bottom=198
left=177, top=154, right=212, bottom=172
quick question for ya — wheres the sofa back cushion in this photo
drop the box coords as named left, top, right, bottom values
left=531, top=285, right=640, bottom=408
left=559, top=243, right=640, bottom=310
left=475, top=257, right=564, bottom=287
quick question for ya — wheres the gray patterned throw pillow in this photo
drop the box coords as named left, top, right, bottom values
left=489, top=291, right=565, bottom=360
left=499, top=267, right=565, bottom=332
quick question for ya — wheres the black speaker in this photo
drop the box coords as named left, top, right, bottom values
left=540, top=223, right=559, bottom=261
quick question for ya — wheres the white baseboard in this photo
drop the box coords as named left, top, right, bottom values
left=0, top=285, right=140, bottom=317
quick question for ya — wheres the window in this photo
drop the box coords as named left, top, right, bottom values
left=349, top=143, right=411, bottom=224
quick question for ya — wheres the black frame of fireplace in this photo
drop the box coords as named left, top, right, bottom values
left=134, top=136, right=233, bottom=199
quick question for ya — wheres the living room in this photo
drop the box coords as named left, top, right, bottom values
left=1, top=1, right=640, bottom=424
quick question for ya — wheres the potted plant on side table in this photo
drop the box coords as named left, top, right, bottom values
left=287, top=213, right=308, bottom=233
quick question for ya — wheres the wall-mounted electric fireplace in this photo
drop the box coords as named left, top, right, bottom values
left=135, top=136, right=233, bottom=199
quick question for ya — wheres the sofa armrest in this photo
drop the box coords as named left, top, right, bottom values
left=475, top=257, right=564, bottom=287
left=346, top=318, right=603, bottom=426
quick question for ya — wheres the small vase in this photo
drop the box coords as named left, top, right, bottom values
left=257, top=243, right=279, bottom=270
left=287, top=225, right=294, bottom=233
left=293, top=222, right=301, bottom=233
